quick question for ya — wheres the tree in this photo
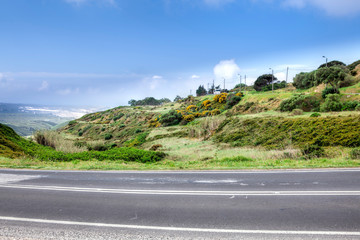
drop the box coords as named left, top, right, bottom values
left=316, top=66, right=348, bottom=91
left=208, top=83, right=215, bottom=94
left=128, top=99, right=136, bottom=106
left=234, top=83, right=247, bottom=89
left=293, top=72, right=316, bottom=90
left=159, top=98, right=171, bottom=104
left=173, top=95, right=183, bottom=102
left=196, top=85, right=207, bottom=96
left=254, top=74, right=277, bottom=91
left=318, top=60, right=346, bottom=69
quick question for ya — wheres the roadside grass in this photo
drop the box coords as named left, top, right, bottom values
left=1, top=155, right=359, bottom=171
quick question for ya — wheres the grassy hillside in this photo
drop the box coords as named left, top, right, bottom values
left=1, top=60, right=360, bottom=170
left=0, top=123, right=165, bottom=164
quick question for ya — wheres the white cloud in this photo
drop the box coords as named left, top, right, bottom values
left=38, top=81, right=49, bottom=91
left=191, top=75, right=200, bottom=79
left=152, top=75, right=163, bottom=79
left=213, top=59, right=241, bottom=80
left=274, top=72, right=286, bottom=81
left=282, top=0, right=360, bottom=16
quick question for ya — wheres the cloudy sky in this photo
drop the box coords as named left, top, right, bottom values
left=1, top=0, right=360, bottom=107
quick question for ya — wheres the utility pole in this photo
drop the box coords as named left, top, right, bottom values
left=286, top=67, right=289, bottom=83
left=238, top=74, right=241, bottom=92
left=323, top=56, right=328, bottom=67
left=207, top=83, right=209, bottom=93
left=244, top=75, right=247, bottom=94
left=223, top=78, right=225, bottom=91
left=269, top=68, right=274, bottom=92
left=240, top=75, right=242, bottom=92
left=190, top=90, right=192, bottom=96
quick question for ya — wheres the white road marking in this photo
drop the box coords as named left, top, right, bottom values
left=1, top=184, right=360, bottom=196
left=0, top=216, right=359, bottom=236
left=0, top=174, right=41, bottom=184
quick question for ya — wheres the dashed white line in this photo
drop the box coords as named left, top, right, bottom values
left=0, top=216, right=359, bottom=236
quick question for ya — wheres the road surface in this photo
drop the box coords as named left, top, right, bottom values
left=0, top=168, right=360, bottom=239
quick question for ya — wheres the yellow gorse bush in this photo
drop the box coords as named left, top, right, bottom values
left=213, top=93, right=228, bottom=103
left=202, top=100, right=211, bottom=109
left=183, top=114, right=195, bottom=122
left=186, top=105, right=197, bottom=112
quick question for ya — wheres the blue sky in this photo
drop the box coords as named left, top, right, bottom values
left=0, top=0, right=360, bottom=107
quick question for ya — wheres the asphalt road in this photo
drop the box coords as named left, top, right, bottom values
left=0, top=168, right=360, bottom=239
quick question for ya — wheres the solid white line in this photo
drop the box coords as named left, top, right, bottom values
left=1, top=184, right=360, bottom=196
left=0, top=216, right=359, bottom=236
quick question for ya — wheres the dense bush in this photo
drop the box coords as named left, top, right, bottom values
left=214, top=116, right=360, bottom=149
left=320, top=94, right=342, bottom=112
left=225, top=94, right=241, bottom=109
left=292, top=72, right=316, bottom=90
left=128, top=97, right=171, bottom=106
left=341, top=101, right=360, bottom=111
left=213, top=93, right=228, bottom=103
left=262, top=81, right=287, bottom=91
left=350, top=148, right=360, bottom=159
left=159, top=110, right=182, bottom=126
left=347, top=59, right=360, bottom=72
left=125, top=132, right=149, bottom=147
left=36, top=147, right=165, bottom=163
left=322, top=87, right=339, bottom=99
left=104, top=133, right=113, bottom=140
left=318, top=60, right=346, bottom=69
left=254, top=74, right=277, bottom=91
left=301, top=144, right=325, bottom=159
left=280, top=94, right=320, bottom=112
left=310, top=112, right=321, bottom=117
left=1, top=124, right=165, bottom=163
left=316, top=66, right=349, bottom=91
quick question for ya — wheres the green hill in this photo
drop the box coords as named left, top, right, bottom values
left=1, top=60, right=360, bottom=169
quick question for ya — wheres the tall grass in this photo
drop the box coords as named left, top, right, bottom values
left=188, top=116, right=225, bottom=140
left=34, top=130, right=87, bottom=153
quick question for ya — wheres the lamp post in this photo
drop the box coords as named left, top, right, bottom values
left=323, top=56, right=328, bottom=67
left=238, top=74, right=242, bottom=92
left=269, top=68, right=274, bottom=92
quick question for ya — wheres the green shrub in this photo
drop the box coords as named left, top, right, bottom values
left=124, top=132, right=149, bottom=147
left=320, top=94, right=342, bottom=112
left=301, top=144, right=325, bottom=159
left=159, top=110, right=183, bottom=127
left=225, top=94, right=241, bottom=109
left=342, top=101, right=360, bottom=111
left=350, top=148, right=360, bottom=159
left=322, top=87, right=339, bottom=99
left=104, top=133, right=113, bottom=140
left=310, top=112, right=321, bottom=117
left=356, top=105, right=360, bottom=111
left=113, top=113, right=124, bottom=121
left=280, top=94, right=320, bottom=112
left=291, top=109, right=303, bottom=116
left=150, top=144, right=163, bottom=151
left=214, top=116, right=360, bottom=148
left=135, top=128, right=143, bottom=133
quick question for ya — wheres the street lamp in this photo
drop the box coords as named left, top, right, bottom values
left=238, top=74, right=241, bottom=92
left=323, top=56, right=328, bottom=67
left=269, top=68, right=274, bottom=92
